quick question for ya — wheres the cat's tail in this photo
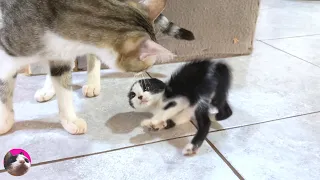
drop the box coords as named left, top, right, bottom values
left=155, top=14, right=195, bottom=41
left=211, top=61, right=233, bottom=121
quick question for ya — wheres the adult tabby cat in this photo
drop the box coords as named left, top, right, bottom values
left=34, top=12, right=195, bottom=102
left=0, top=0, right=175, bottom=135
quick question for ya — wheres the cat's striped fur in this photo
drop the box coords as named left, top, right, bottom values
left=0, top=0, right=174, bottom=135
left=35, top=4, right=195, bottom=101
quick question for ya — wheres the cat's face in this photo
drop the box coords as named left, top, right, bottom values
left=128, top=78, right=166, bottom=109
left=4, top=152, right=31, bottom=176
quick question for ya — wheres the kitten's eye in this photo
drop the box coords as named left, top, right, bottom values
left=129, top=92, right=136, bottom=98
left=24, top=158, right=29, bottom=163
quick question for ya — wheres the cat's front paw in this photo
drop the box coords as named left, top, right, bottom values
left=34, top=87, right=56, bottom=102
left=60, top=117, right=87, bottom=135
left=141, top=119, right=167, bottom=131
left=0, top=111, right=14, bottom=135
left=182, top=143, right=198, bottom=156
left=82, top=84, right=101, bottom=98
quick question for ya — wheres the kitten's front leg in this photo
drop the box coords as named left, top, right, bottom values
left=50, top=61, right=87, bottom=134
left=141, top=98, right=189, bottom=131
left=82, top=54, right=101, bottom=97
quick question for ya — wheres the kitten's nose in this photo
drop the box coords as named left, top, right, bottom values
left=138, top=96, right=143, bottom=100
left=19, top=160, right=25, bottom=164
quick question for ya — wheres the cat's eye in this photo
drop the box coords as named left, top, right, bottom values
left=129, top=92, right=136, bottom=98
left=24, top=158, right=29, bottom=163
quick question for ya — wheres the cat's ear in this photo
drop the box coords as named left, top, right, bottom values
left=140, top=0, right=167, bottom=21
left=139, top=39, right=176, bottom=63
left=20, top=152, right=24, bottom=155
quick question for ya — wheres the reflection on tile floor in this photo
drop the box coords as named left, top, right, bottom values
left=1, top=0, right=320, bottom=179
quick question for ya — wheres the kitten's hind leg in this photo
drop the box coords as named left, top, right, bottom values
left=82, top=54, right=101, bottom=98
left=215, top=101, right=232, bottom=121
left=34, top=74, right=56, bottom=102
left=0, top=68, right=17, bottom=135
left=49, top=61, right=87, bottom=134
left=183, top=103, right=211, bottom=156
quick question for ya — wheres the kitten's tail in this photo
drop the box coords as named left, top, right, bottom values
left=155, top=14, right=195, bottom=41
left=211, top=61, right=232, bottom=120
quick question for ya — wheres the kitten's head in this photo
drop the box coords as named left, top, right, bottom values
left=128, top=78, right=166, bottom=109
left=110, top=0, right=175, bottom=73
left=4, top=152, right=31, bottom=176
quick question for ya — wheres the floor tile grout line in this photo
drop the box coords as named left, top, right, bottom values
left=205, top=139, right=244, bottom=180
left=189, top=121, right=244, bottom=179
left=0, top=134, right=196, bottom=173
left=258, top=40, right=320, bottom=68
left=208, top=110, right=320, bottom=134
left=258, top=33, right=320, bottom=41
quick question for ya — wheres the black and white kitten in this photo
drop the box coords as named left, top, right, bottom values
left=4, top=152, right=31, bottom=176
left=128, top=59, right=233, bottom=155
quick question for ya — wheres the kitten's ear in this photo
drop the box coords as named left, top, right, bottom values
left=140, top=0, right=167, bottom=21
left=20, top=152, right=24, bottom=155
left=139, top=39, right=176, bottom=63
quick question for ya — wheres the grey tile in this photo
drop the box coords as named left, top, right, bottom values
left=260, top=0, right=320, bottom=10
left=0, top=71, right=196, bottom=165
left=0, top=137, right=238, bottom=180
left=263, top=35, right=320, bottom=67
left=207, top=112, right=320, bottom=180
left=149, top=41, right=320, bottom=130
left=256, top=1, right=320, bottom=40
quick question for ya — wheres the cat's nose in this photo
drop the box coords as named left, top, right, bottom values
left=138, top=96, right=143, bottom=100
left=19, top=160, right=25, bottom=164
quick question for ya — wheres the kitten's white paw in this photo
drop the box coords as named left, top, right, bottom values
left=0, top=111, right=14, bottom=135
left=141, top=119, right=166, bottom=131
left=34, top=88, right=56, bottom=102
left=61, top=117, right=87, bottom=135
left=141, top=119, right=152, bottom=127
left=182, top=143, right=198, bottom=156
left=82, top=84, right=101, bottom=98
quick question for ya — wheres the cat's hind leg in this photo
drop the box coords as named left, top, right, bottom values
left=34, top=74, right=56, bottom=102
left=183, top=102, right=211, bottom=156
left=49, top=61, right=87, bottom=134
left=0, top=60, right=17, bottom=135
left=82, top=54, right=101, bottom=98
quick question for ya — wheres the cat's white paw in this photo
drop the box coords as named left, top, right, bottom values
left=0, top=111, right=14, bottom=135
left=182, top=143, right=198, bottom=156
left=141, top=119, right=166, bottom=131
left=34, top=88, right=56, bottom=102
left=61, top=117, right=87, bottom=135
left=82, top=84, right=101, bottom=98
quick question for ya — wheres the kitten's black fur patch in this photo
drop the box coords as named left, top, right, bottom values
left=164, top=119, right=176, bottom=129
left=138, top=78, right=166, bottom=94
left=163, top=101, right=177, bottom=110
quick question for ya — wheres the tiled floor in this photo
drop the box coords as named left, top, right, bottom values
left=1, top=0, right=320, bottom=179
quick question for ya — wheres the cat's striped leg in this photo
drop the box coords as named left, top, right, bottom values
left=82, top=54, right=101, bottom=98
left=34, top=74, right=56, bottom=102
left=0, top=67, right=16, bottom=135
left=49, top=61, right=87, bottom=134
